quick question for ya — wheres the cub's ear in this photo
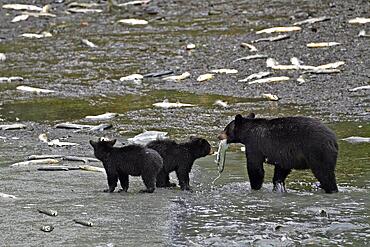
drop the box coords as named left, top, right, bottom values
left=246, top=113, right=255, bottom=119
left=235, top=114, right=243, bottom=125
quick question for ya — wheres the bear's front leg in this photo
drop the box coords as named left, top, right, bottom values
left=272, top=166, right=291, bottom=193
left=118, top=173, right=129, bottom=192
left=246, top=153, right=265, bottom=190
left=176, top=169, right=191, bottom=191
left=104, top=169, right=118, bottom=193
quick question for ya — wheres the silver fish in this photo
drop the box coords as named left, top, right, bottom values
left=293, top=17, right=330, bottom=26
left=0, top=123, right=27, bottom=130
left=348, top=85, right=370, bottom=92
left=341, top=136, right=370, bottom=143
left=38, top=208, right=58, bottom=216
left=215, top=139, right=229, bottom=173
left=40, top=225, right=54, bottom=232
left=74, top=219, right=93, bottom=227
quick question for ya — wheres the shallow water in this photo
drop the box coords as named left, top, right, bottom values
left=0, top=0, right=369, bottom=246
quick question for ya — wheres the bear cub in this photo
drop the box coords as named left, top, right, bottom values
left=146, top=136, right=212, bottom=191
left=219, top=113, right=339, bottom=193
left=90, top=138, right=163, bottom=193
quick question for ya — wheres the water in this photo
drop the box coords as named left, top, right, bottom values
left=0, top=0, right=369, bottom=246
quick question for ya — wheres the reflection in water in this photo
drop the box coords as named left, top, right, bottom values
left=170, top=150, right=369, bottom=246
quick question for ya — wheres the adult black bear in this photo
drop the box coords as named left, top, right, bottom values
left=146, top=137, right=212, bottom=191
left=90, top=138, right=163, bottom=193
left=218, top=113, right=338, bottom=193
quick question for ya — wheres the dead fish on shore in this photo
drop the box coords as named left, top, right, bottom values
left=0, top=123, right=27, bottom=130
left=0, top=192, right=17, bottom=199
left=186, top=43, right=196, bottom=50
left=213, top=100, right=228, bottom=107
left=0, top=53, right=6, bottom=61
left=348, top=17, right=370, bottom=24
left=210, top=69, right=238, bottom=74
left=316, top=61, right=345, bottom=70
left=67, top=8, right=103, bottom=13
left=40, top=225, right=54, bottom=233
left=252, top=34, right=290, bottom=43
left=54, top=122, right=112, bottom=131
left=39, top=134, right=79, bottom=147
left=127, top=130, right=168, bottom=145
left=67, top=2, right=101, bottom=8
left=38, top=133, right=48, bottom=143
left=85, top=113, right=118, bottom=121
left=348, top=85, right=370, bottom=92
left=307, top=42, right=341, bottom=48
left=358, top=30, right=370, bottom=37
left=212, top=139, right=229, bottom=184
left=121, top=0, right=151, bottom=6
left=0, top=76, right=23, bottom=82
left=47, top=139, right=79, bottom=147
left=267, top=58, right=345, bottom=72
left=248, top=76, right=290, bottom=85
left=2, top=4, right=43, bottom=11
left=74, top=219, right=93, bottom=227
left=28, top=154, right=99, bottom=163
left=240, top=43, right=258, bottom=52
left=162, top=72, right=190, bottom=81
left=11, top=158, right=60, bottom=167
left=17, top=85, right=55, bottom=93
left=79, top=165, right=105, bottom=173
left=20, top=32, right=52, bottom=39
left=11, top=14, right=29, bottom=22
left=81, top=39, right=98, bottom=48
left=153, top=99, right=195, bottom=108
left=256, top=26, right=301, bottom=34
left=37, top=166, right=80, bottom=171
left=119, top=74, right=144, bottom=84
left=143, top=70, right=173, bottom=78
left=262, top=93, right=280, bottom=101
left=20, top=11, right=56, bottom=18
left=38, top=208, right=58, bottom=217
left=197, top=74, right=214, bottom=82
left=118, top=19, right=148, bottom=25
left=293, top=16, right=330, bottom=26
left=341, top=136, right=370, bottom=143
left=233, top=54, right=268, bottom=62
left=238, top=71, right=271, bottom=82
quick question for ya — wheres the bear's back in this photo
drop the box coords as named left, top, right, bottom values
left=266, top=117, right=336, bottom=141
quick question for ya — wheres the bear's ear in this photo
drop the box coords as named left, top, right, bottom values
left=246, top=113, right=255, bottom=119
left=235, top=114, right=244, bottom=126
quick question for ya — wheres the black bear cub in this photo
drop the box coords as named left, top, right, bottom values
left=219, top=113, right=339, bottom=193
left=90, top=138, right=163, bottom=193
left=146, top=137, right=212, bottom=191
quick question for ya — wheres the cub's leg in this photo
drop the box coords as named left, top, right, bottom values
left=118, top=174, right=129, bottom=192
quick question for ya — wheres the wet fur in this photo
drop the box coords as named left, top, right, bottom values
left=90, top=139, right=163, bottom=193
left=146, top=137, right=211, bottom=190
left=220, top=113, right=338, bottom=193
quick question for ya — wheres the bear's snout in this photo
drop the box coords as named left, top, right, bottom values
left=218, top=132, right=227, bottom=140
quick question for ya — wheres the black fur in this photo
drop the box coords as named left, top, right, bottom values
left=90, top=139, right=163, bottom=193
left=219, top=113, right=339, bottom=193
left=146, top=137, right=212, bottom=191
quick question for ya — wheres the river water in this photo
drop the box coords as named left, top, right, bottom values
left=0, top=0, right=369, bottom=246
